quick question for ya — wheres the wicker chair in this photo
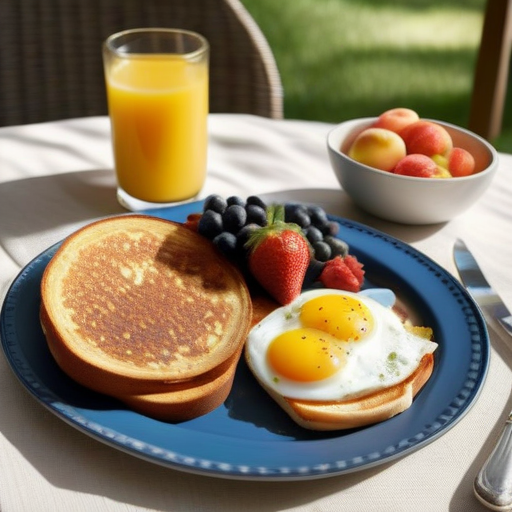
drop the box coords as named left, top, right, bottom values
left=0, top=0, right=283, bottom=126
left=468, top=0, right=512, bottom=141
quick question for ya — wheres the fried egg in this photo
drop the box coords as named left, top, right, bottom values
left=245, top=289, right=437, bottom=401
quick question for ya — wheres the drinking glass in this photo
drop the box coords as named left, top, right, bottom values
left=103, top=28, right=209, bottom=210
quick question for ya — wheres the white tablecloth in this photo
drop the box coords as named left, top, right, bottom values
left=0, top=114, right=511, bottom=512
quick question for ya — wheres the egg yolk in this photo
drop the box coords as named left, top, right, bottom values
left=300, top=294, right=373, bottom=342
left=267, top=328, right=346, bottom=382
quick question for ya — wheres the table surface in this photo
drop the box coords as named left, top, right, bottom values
left=0, top=114, right=511, bottom=512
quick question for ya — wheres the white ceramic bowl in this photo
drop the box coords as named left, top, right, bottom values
left=327, top=117, right=499, bottom=224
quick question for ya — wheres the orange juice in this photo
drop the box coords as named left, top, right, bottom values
left=106, top=57, right=208, bottom=203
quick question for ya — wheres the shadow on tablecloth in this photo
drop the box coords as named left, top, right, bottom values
left=0, top=169, right=124, bottom=266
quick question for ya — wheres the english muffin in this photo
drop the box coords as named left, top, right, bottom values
left=40, top=214, right=252, bottom=420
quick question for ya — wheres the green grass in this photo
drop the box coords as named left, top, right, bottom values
left=241, top=0, right=512, bottom=153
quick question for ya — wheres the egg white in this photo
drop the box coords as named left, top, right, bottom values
left=246, top=289, right=437, bottom=401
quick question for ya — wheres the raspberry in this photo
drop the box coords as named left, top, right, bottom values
left=318, top=256, right=362, bottom=292
left=343, top=254, right=365, bottom=285
left=183, top=213, right=201, bottom=232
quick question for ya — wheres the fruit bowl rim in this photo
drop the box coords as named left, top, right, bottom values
left=326, top=117, right=499, bottom=183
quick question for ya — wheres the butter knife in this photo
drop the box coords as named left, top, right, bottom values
left=453, top=239, right=512, bottom=510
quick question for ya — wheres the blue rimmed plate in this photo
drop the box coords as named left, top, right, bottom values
left=0, top=200, right=489, bottom=480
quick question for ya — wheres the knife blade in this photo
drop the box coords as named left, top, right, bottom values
left=453, top=238, right=512, bottom=337
left=453, top=239, right=512, bottom=510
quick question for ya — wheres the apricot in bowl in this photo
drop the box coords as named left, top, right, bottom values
left=327, top=117, right=498, bottom=224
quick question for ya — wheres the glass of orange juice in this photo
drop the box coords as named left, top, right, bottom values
left=103, top=28, right=209, bottom=210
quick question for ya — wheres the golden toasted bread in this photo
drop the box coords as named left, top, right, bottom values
left=249, top=292, right=280, bottom=327
left=40, top=215, right=252, bottom=420
left=244, top=295, right=436, bottom=431
left=251, top=352, right=434, bottom=431
left=117, top=345, right=244, bottom=422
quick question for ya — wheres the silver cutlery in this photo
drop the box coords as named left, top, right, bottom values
left=453, top=238, right=512, bottom=511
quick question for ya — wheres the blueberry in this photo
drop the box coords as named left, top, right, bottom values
left=222, top=204, right=247, bottom=233
left=303, top=259, right=326, bottom=288
left=316, top=218, right=340, bottom=236
left=293, top=210, right=311, bottom=228
left=315, top=218, right=332, bottom=236
left=327, top=221, right=340, bottom=236
left=324, top=236, right=349, bottom=258
left=284, top=203, right=311, bottom=228
left=313, top=240, right=332, bottom=262
left=246, top=204, right=267, bottom=226
left=197, top=210, right=223, bottom=239
left=213, top=232, right=238, bottom=258
left=246, top=195, right=266, bottom=209
left=304, top=226, right=323, bottom=245
left=227, top=195, right=246, bottom=207
left=203, top=194, right=227, bottom=214
left=284, top=203, right=305, bottom=218
left=308, top=205, right=329, bottom=226
left=236, top=223, right=260, bottom=252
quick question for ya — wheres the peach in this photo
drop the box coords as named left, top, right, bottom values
left=431, top=154, right=448, bottom=169
left=348, top=127, right=406, bottom=171
left=401, top=121, right=453, bottom=157
left=447, top=147, right=476, bottom=177
left=372, top=108, right=420, bottom=134
left=434, top=165, right=452, bottom=179
left=393, top=154, right=437, bottom=178
left=431, top=154, right=452, bottom=178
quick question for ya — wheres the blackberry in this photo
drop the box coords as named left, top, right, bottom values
left=222, top=204, right=247, bottom=233
left=203, top=194, right=227, bottom=214
left=197, top=209, right=223, bottom=239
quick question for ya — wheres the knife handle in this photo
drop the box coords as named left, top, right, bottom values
left=474, top=414, right=512, bottom=510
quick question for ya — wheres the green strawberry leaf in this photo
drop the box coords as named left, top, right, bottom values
left=245, top=203, right=308, bottom=253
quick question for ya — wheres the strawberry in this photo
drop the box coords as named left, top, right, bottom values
left=318, top=255, right=364, bottom=292
left=246, top=205, right=311, bottom=305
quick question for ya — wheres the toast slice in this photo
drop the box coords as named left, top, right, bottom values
left=116, top=345, right=244, bottom=422
left=244, top=292, right=436, bottom=431
left=40, top=215, right=252, bottom=419
left=249, top=352, right=434, bottom=431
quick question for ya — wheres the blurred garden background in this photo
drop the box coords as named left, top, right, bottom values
left=240, top=0, right=512, bottom=153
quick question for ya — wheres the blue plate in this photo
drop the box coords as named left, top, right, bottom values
left=0, top=201, right=489, bottom=480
